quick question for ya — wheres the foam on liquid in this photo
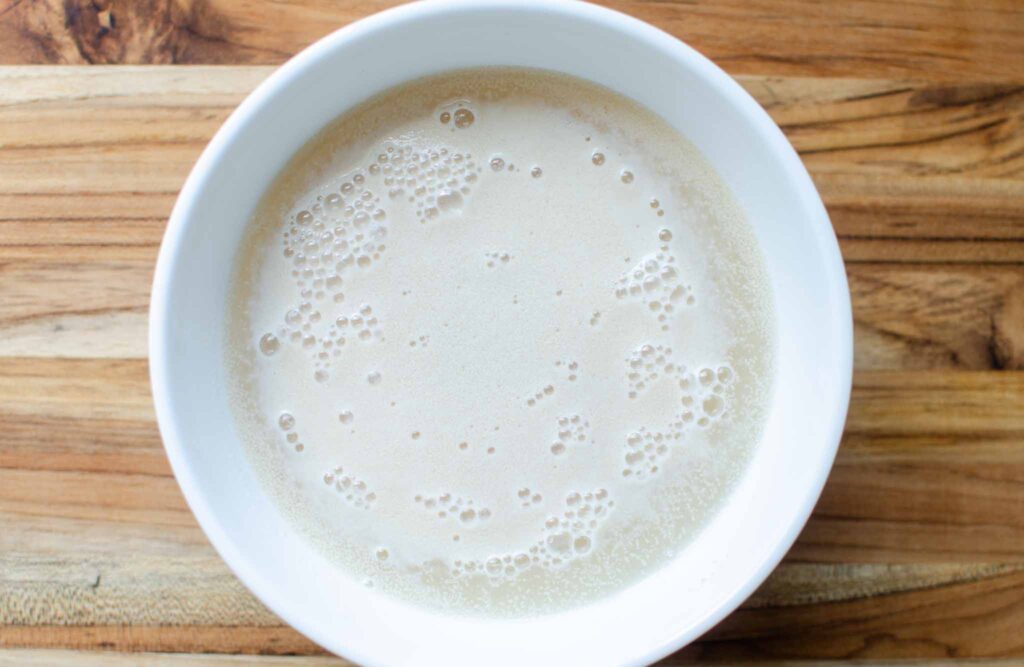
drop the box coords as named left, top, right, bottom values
left=226, top=68, right=775, bottom=616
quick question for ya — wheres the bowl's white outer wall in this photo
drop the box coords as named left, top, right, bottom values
left=149, top=1, right=853, bottom=665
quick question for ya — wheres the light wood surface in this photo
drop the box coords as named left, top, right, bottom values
left=0, top=1, right=1022, bottom=665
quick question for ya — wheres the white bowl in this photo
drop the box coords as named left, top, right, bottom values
left=149, top=1, right=853, bottom=664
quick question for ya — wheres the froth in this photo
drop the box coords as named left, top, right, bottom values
left=226, top=68, right=775, bottom=617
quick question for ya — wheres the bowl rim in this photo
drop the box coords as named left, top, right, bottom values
left=150, top=1, right=853, bottom=664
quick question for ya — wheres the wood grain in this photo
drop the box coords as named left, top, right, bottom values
left=1, top=0, right=1023, bottom=81
left=2, top=68, right=1023, bottom=367
left=0, top=649, right=345, bottom=666
left=0, top=25, right=1022, bottom=664
left=1, top=359, right=1022, bottom=658
left=1, top=652, right=1023, bottom=667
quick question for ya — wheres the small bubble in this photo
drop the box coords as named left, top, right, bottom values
left=314, top=369, right=329, bottom=383
left=530, top=166, right=543, bottom=178
left=436, top=189, right=463, bottom=212
left=703, top=394, right=725, bottom=417
left=339, top=411, right=353, bottom=424
left=489, top=156, right=505, bottom=171
left=259, top=333, right=280, bottom=356
left=440, top=111, right=451, bottom=124
left=591, top=152, right=605, bottom=166
left=367, top=371, right=382, bottom=385
left=659, top=228, right=673, bottom=242
left=376, top=547, right=389, bottom=561
left=453, top=108, right=475, bottom=128
left=620, top=169, right=634, bottom=183
left=278, top=413, right=294, bottom=430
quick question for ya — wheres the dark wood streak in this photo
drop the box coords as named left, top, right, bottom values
left=0, top=0, right=1021, bottom=81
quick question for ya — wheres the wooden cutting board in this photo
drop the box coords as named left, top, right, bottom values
left=1, top=1, right=1022, bottom=665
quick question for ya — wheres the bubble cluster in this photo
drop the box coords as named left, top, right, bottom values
left=446, top=488, right=613, bottom=582
left=257, top=142, right=398, bottom=379
left=525, top=383, right=556, bottom=407
left=550, top=414, right=591, bottom=456
left=554, top=359, right=579, bottom=382
left=331, top=304, right=382, bottom=344
left=484, top=251, right=512, bottom=267
left=408, top=334, right=430, bottom=348
left=614, top=244, right=694, bottom=330
left=517, top=487, right=544, bottom=508
left=676, top=364, right=734, bottom=428
left=323, top=466, right=376, bottom=509
left=437, top=101, right=476, bottom=130
left=276, top=412, right=304, bottom=452
left=415, top=493, right=492, bottom=526
left=619, top=344, right=736, bottom=478
left=622, top=427, right=672, bottom=479
left=625, top=343, right=675, bottom=399
left=384, top=143, right=477, bottom=223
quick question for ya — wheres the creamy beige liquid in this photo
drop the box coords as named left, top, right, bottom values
left=226, top=68, right=775, bottom=616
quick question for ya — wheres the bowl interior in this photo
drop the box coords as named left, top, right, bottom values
left=150, top=2, right=851, bottom=665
